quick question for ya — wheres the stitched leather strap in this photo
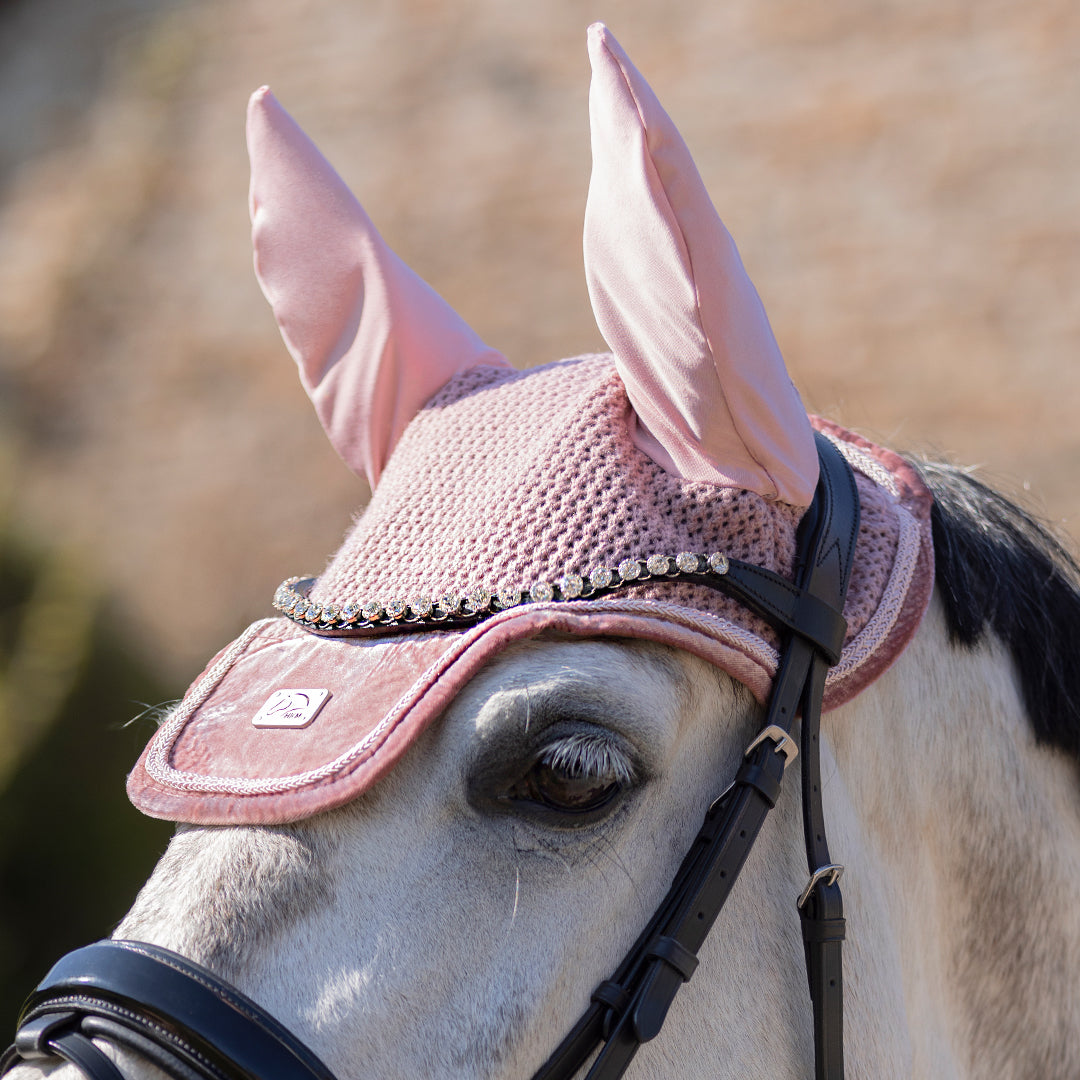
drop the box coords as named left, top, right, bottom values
left=2, top=1012, right=127, bottom=1080
left=795, top=437, right=858, bottom=1080
left=532, top=434, right=860, bottom=1080
left=26, top=1034, right=125, bottom=1080
left=2, top=941, right=336, bottom=1080
left=799, top=657, right=847, bottom=1080
left=686, top=561, right=848, bottom=665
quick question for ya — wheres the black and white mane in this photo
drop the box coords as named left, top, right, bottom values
left=920, top=459, right=1080, bottom=762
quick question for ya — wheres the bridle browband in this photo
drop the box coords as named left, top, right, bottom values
left=3, top=432, right=859, bottom=1080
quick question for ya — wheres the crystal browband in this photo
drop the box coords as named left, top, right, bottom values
left=274, top=551, right=732, bottom=633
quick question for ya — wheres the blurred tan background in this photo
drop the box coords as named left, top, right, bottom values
left=3, top=0, right=1080, bottom=681
left=0, top=0, right=1078, bottom=1014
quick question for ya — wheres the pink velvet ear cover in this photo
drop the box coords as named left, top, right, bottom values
left=247, top=88, right=510, bottom=488
left=584, top=24, right=818, bottom=506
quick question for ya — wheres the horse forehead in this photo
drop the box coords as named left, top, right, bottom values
left=450, top=638, right=701, bottom=741
left=466, top=638, right=695, bottom=705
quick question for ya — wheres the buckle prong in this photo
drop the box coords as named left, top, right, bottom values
left=797, top=863, right=844, bottom=910
left=743, top=724, right=798, bottom=770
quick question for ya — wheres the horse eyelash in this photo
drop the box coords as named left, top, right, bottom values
left=539, top=733, right=636, bottom=786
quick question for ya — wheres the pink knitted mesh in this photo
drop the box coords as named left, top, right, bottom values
left=127, top=354, right=935, bottom=825
left=312, top=355, right=907, bottom=653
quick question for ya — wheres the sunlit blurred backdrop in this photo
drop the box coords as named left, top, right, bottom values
left=2, top=0, right=1079, bottom=1024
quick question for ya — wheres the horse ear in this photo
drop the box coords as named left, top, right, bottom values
left=246, top=88, right=510, bottom=488
left=584, top=25, right=818, bottom=505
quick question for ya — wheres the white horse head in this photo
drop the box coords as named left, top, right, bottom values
left=7, top=23, right=1080, bottom=1080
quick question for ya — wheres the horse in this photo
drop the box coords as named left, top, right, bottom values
left=6, top=22, right=1080, bottom=1080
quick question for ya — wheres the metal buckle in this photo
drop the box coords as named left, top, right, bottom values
left=743, top=724, right=799, bottom=770
left=797, top=863, right=844, bottom=910
left=707, top=725, right=799, bottom=815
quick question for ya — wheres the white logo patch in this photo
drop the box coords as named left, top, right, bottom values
left=251, top=688, right=331, bottom=729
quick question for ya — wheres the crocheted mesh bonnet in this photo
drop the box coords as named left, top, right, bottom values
left=311, top=355, right=921, bottom=669
left=128, top=25, right=934, bottom=826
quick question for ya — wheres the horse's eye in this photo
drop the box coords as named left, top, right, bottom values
left=503, top=736, right=634, bottom=817
left=521, top=759, right=622, bottom=814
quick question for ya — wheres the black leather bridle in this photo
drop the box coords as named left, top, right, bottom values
left=532, top=432, right=858, bottom=1080
left=3, top=432, right=859, bottom=1080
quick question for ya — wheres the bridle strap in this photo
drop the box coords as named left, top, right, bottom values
left=794, top=433, right=859, bottom=1080
left=2, top=940, right=337, bottom=1080
left=799, top=654, right=846, bottom=1080
left=532, top=432, right=859, bottom=1080
left=2, top=1014, right=127, bottom=1080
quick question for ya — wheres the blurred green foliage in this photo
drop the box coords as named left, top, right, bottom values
left=0, top=526, right=176, bottom=1028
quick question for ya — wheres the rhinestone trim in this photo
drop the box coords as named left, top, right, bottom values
left=529, top=581, right=555, bottom=603
left=590, top=567, right=615, bottom=589
left=273, top=551, right=733, bottom=632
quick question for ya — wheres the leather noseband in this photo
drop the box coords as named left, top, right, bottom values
left=0, top=939, right=336, bottom=1080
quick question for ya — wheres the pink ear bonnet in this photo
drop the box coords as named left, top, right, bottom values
left=129, top=25, right=934, bottom=825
